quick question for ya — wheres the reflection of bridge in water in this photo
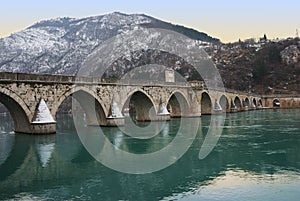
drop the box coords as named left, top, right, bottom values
left=0, top=112, right=299, bottom=200
left=0, top=117, right=202, bottom=197
left=0, top=72, right=271, bottom=134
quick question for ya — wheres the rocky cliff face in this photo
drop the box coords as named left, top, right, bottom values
left=280, top=45, right=300, bottom=65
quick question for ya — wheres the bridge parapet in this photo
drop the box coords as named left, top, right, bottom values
left=262, top=94, right=300, bottom=98
left=0, top=72, right=103, bottom=84
left=0, top=72, right=190, bottom=88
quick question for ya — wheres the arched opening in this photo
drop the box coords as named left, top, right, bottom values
left=0, top=102, right=15, bottom=169
left=258, top=99, right=263, bottom=107
left=243, top=97, right=250, bottom=108
left=55, top=90, right=107, bottom=127
left=219, top=95, right=229, bottom=112
left=55, top=96, right=76, bottom=131
left=253, top=98, right=257, bottom=107
left=122, top=91, right=156, bottom=122
left=167, top=92, right=189, bottom=117
left=273, top=99, right=280, bottom=107
left=0, top=103, right=13, bottom=132
left=234, top=96, right=242, bottom=110
left=0, top=93, right=31, bottom=133
left=201, top=92, right=212, bottom=115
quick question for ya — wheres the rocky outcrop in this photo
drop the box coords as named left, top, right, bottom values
left=280, top=45, right=300, bottom=65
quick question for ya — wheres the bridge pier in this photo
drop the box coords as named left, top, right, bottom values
left=13, top=123, right=56, bottom=135
left=106, top=117, right=125, bottom=126
left=155, top=114, right=171, bottom=121
left=134, top=113, right=171, bottom=122
left=25, top=123, right=56, bottom=134
left=12, top=99, right=57, bottom=134
left=85, top=114, right=125, bottom=127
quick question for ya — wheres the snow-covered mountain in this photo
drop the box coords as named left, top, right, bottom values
left=0, top=12, right=219, bottom=76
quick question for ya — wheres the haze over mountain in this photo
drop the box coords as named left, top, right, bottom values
left=0, top=12, right=219, bottom=76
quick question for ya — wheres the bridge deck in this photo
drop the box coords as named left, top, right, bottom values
left=0, top=72, right=191, bottom=88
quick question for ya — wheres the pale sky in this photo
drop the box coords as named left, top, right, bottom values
left=1, top=0, right=299, bottom=42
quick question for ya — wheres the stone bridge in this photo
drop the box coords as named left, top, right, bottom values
left=0, top=72, right=264, bottom=134
left=262, top=94, right=300, bottom=108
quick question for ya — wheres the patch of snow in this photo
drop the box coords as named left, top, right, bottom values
left=214, top=99, right=223, bottom=111
left=108, top=99, right=123, bottom=118
left=32, top=99, right=56, bottom=124
left=158, top=102, right=170, bottom=115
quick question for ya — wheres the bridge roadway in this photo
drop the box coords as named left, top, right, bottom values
left=0, top=72, right=297, bottom=134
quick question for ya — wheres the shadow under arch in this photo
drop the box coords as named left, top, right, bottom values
left=244, top=97, right=250, bottom=108
left=122, top=89, right=157, bottom=122
left=166, top=91, right=190, bottom=117
left=0, top=91, right=32, bottom=133
left=253, top=98, right=257, bottom=107
left=258, top=99, right=263, bottom=107
left=53, top=87, right=108, bottom=126
left=201, top=91, right=212, bottom=115
left=234, top=96, right=242, bottom=111
left=219, top=95, right=229, bottom=112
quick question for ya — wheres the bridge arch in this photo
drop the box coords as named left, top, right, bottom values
left=253, top=98, right=257, bottom=107
left=122, top=89, right=157, bottom=121
left=219, top=95, right=229, bottom=112
left=166, top=91, right=190, bottom=117
left=234, top=96, right=242, bottom=110
left=243, top=97, right=250, bottom=108
left=258, top=99, right=263, bottom=107
left=0, top=88, right=32, bottom=133
left=201, top=91, right=212, bottom=115
left=53, top=86, right=108, bottom=126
